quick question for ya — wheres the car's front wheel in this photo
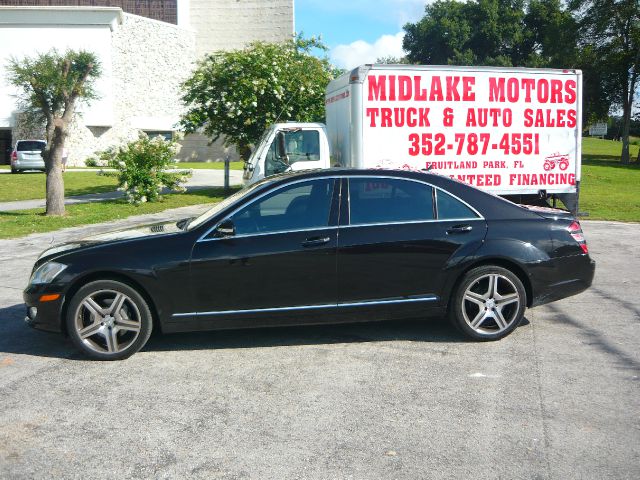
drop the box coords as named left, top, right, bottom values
left=450, top=266, right=526, bottom=341
left=66, top=280, right=153, bottom=360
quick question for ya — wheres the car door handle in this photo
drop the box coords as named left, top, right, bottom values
left=301, top=236, right=331, bottom=247
left=446, top=224, right=473, bottom=234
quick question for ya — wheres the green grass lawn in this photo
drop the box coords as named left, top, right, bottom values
left=0, top=187, right=237, bottom=239
left=1, top=162, right=242, bottom=171
left=0, top=172, right=119, bottom=202
left=580, top=137, right=640, bottom=221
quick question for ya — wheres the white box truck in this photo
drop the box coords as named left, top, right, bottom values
left=243, top=64, right=583, bottom=212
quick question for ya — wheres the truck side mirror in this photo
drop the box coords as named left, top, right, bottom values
left=215, top=219, right=235, bottom=237
left=276, top=132, right=289, bottom=164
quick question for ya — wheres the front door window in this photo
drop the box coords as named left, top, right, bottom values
left=228, top=178, right=334, bottom=235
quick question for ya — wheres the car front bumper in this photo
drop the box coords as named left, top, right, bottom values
left=23, top=285, right=65, bottom=333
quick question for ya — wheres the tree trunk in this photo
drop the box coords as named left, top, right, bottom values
left=620, top=101, right=632, bottom=164
left=621, top=53, right=639, bottom=164
left=45, top=160, right=65, bottom=216
left=45, top=126, right=67, bottom=216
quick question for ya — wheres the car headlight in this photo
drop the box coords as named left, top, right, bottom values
left=29, top=261, right=67, bottom=285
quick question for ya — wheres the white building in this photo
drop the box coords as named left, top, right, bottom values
left=0, top=1, right=294, bottom=166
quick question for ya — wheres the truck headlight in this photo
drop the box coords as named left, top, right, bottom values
left=29, top=262, right=67, bottom=285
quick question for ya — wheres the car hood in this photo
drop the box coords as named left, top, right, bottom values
left=37, top=220, right=184, bottom=262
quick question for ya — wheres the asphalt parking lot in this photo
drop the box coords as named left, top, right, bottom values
left=0, top=215, right=638, bottom=480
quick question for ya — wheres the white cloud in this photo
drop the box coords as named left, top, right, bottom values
left=331, top=32, right=406, bottom=70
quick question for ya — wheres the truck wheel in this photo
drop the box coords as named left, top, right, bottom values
left=66, top=280, right=153, bottom=360
left=449, top=266, right=526, bottom=341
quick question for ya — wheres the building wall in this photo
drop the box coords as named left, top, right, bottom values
left=63, top=13, right=195, bottom=165
left=189, top=0, right=294, bottom=60
left=0, top=1, right=178, bottom=24
left=177, top=0, right=294, bottom=163
left=2, top=9, right=195, bottom=165
left=1, top=1, right=295, bottom=165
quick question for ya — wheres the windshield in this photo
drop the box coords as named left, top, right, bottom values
left=186, top=181, right=266, bottom=231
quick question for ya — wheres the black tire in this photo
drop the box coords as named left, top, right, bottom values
left=449, top=265, right=526, bottom=341
left=66, top=280, right=153, bottom=360
left=10, top=167, right=18, bottom=174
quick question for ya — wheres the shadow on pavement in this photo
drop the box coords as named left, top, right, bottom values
left=0, top=303, right=79, bottom=359
left=545, top=303, right=640, bottom=371
left=145, top=316, right=468, bottom=353
left=0, top=301, right=533, bottom=359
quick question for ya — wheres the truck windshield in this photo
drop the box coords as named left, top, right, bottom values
left=265, top=130, right=320, bottom=176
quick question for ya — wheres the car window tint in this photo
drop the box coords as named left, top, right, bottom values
left=17, top=141, right=45, bottom=151
left=230, top=179, right=333, bottom=235
left=349, top=178, right=434, bottom=225
left=437, top=189, right=479, bottom=220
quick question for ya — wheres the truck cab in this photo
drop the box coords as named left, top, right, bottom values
left=243, top=122, right=330, bottom=184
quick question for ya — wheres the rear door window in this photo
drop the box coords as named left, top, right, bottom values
left=436, top=190, right=479, bottom=220
left=348, top=178, right=435, bottom=225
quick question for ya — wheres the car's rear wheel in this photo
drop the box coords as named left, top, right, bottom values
left=66, top=280, right=153, bottom=360
left=450, top=266, right=526, bottom=341
left=10, top=167, right=19, bottom=174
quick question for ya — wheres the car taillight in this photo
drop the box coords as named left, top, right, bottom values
left=568, top=221, right=588, bottom=254
left=10, top=150, right=17, bottom=162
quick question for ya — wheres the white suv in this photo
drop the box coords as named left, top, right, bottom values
left=11, top=140, right=46, bottom=174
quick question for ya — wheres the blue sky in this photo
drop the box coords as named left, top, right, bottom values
left=295, top=0, right=427, bottom=69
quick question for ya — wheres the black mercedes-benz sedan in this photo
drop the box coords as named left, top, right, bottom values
left=24, top=169, right=595, bottom=360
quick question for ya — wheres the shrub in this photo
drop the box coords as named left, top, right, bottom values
left=98, top=134, right=191, bottom=204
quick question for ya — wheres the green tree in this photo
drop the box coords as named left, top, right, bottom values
left=403, top=0, right=578, bottom=67
left=376, top=55, right=410, bottom=64
left=7, top=49, right=101, bottom=215
left=181, top=36, right=338, bottom=161
left=569, top=0, right=640, bottom=163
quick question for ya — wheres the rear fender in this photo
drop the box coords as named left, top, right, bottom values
left=440, top=238, right=549, bottom=307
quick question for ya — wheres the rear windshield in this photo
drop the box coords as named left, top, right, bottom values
left=17, top=141, right=45, bottom=151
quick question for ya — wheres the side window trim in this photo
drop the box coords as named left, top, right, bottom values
left=434, top=187, right=483, bottom=221
left=198, top=177, right=338, bottom=242
left=344, top=176, right=484, bottom=227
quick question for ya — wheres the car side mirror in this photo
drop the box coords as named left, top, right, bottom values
left=215, top=219, right=235, bottom=237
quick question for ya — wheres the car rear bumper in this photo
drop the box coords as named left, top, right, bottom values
left=14, top=159, right=45, bottom=170
left=530, top=254, right=595, bottom=307
left=23, top=286, right=65, bottom=333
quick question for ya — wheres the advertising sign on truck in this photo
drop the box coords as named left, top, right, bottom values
left=243, top=64, right=582, bottom=211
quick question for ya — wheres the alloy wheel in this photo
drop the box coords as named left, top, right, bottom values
left=461, top=273, right=521, bottom=335
left=72, top=289, right=142, bottom=355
